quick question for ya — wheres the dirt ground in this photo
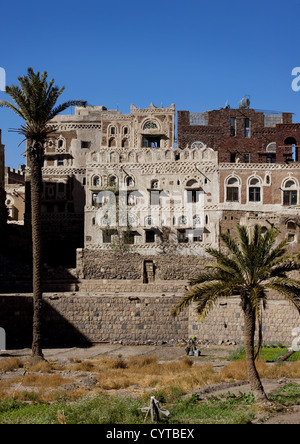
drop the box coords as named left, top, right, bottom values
left=1, top=343, right=300, bottom=424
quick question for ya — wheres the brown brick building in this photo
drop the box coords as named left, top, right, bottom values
left=177, top=102, right=300, bottom=164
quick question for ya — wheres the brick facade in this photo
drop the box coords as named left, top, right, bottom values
left=177, top=107, right=298, bottom=164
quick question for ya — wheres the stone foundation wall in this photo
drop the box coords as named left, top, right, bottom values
left=189, top=298, right=300, bottom=346
left=77, top=249, right=208, bottom=281
left=0, top=292, right=300, bottom=348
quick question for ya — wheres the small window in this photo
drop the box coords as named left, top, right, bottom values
left=110, top=127, right=116, bottom=135
left=283, top=180, right=298, bottom=206
left=151, top=180, right=159, bottom=189
left=109, top=176, right=117, bottom=187
left=126, top=176, right=134, bottom=187
left=58, top=139, right=64, bottom=149
left=266, top=154, right=276, bottom=164
left=93, top=176, right=101, bottom=187
left=249, top=178, right=261, bottom=202
left=283, top=191, right=297, bottom=206
left=226, top=177, right=239, bottom=202
left=230, top=153, right=237, bottom=163
left=142, top=136, right=160, bottom=148
left=227, top=187, right=239, bottom=202
left=249, top=187, right=261, bottom=202
left=230, top=118, right=236, bottom=137
left=245, top=118, right=250, bottom=138
left=146, top=230, right=155, bottom=243
left=81, top=141, right=91, bottom=149
left=57, top=157, right=64, bottom=166
left=244, top=153, right=250, bottom=163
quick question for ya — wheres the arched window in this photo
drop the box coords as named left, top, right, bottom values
left=186, top=179, right=199, bottom=188
left=93, top=176, right=101, bottom=187
left=56, top=136, right=66, bottom=152
left=248, top=177, right=262, bottom=203
left=283, top=179, right=298, bottom=206
left=126, top=176, right=135, bottom=187
left=109, top=176, right=118, bottom=187
left=266, top=142, right=276, bottom=153
left=143, top=121, right=158, bottom=130
left=191, top=141, right=205, bottom=150
left=226, top=177, right=240, bottom=202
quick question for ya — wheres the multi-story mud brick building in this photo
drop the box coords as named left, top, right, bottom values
left=2, top=98, right=300, bottom=347
left=24, top=98, right=300, bottom=274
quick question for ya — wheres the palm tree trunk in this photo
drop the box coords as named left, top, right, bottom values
left=242, top=297, right=268, bottom=402
left=29, top=144, right=44, bottom=362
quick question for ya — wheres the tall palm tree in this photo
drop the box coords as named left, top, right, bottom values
left=0, top=68, right=86, bottom=362
left=172, top=224, right=300, bottom=402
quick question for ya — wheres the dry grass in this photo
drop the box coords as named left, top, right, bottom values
left=220, top=359, right=300, bottom=381
left=83, top=356, right=221, bottom=394
left=1, top=352, right=300, bottom=403
left=11, top=373, right=74, bottom=389
left=0, top=358, right=24, bottom=372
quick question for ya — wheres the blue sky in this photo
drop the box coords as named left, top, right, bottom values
left=1, top=0, right=300, bottom=167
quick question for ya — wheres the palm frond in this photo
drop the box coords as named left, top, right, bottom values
left=172, top=279, right=240, bottom=319
left=1, top=67, right=86, bottom=145
left=265, top=278, right=300, bottom=313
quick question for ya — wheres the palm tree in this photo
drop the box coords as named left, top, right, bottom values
left=172, top=224, right=300, bottom=402
left=0, top=68, right=86, bottom=362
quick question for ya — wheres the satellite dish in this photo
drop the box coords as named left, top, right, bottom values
left=239, top=96, right=251, bottom=109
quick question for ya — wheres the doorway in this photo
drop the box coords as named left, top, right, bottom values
left=143, top=260, right=155, bottom=283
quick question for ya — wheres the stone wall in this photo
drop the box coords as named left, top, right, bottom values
left=77, top=249, right=208, bottom=281
left=0, top=292, right=300, bottom=349
left=189, top=297, right=300, bottom=346
left=0, top=293, right=188, bottom=348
